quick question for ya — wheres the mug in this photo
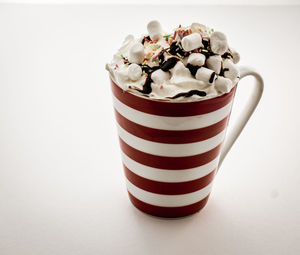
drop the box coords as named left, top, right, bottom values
left=110, top=66, right=264, bottom=218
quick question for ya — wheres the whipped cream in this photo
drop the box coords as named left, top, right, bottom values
left=106, top=21, right=240, bottom=101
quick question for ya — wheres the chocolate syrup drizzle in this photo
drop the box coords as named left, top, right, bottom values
left=202, top=38, right=210, bottom=48
left=135, top=57, right=180, bottom=94
left=219, top=68, right=229, bottom=77
left=130, top=33, right=232, bottom=98
left=186, top=63, right=200, bottom=76
left=141, top=36, right=151, bottom=44
left=169, top=90, right=207, bottom=99
left=136, top=65, right=160, bottom=94
left=221, top=52, right=233, bottom=59
left=161, top=57, right=179, bottom=71
left=209, top=72, right=216, bottom=83
left=140, top=75, right=153, bottom=94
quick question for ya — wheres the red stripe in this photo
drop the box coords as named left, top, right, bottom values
left=115, top=109, right=229, bottom=144
left=124, top=164, right=215, bottom=195
left=128, top=192, right=210, bottom=218
left=111, top=78, right=237, bottom=117
left=119, top=137, right=222, bottom=170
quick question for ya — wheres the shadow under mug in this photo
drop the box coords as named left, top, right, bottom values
left=110, top=66, right=263, bottom=218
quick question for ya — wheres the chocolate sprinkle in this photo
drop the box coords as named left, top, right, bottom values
left=169, top=90, right=207, bottom=99
left=161, top=57, right=179, bottom=71
left=186, top=63, right=200, bottom=76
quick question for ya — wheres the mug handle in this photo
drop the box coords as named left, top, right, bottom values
left=217, top=66, right=264, bottom=170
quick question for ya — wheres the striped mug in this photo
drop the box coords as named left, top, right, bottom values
left=110, top=66, right=263, bottom=218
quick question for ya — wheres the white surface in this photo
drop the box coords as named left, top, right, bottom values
left=0, top=4, right=300, bottom=255
left=1, top=0, right=300, bottom=5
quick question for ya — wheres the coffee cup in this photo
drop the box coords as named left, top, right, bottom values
left=110, top=66, right=263, bottom=218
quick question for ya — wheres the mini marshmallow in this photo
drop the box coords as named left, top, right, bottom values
left=170, top=61, right=192, bottom=77
left=230, top=48, right=240, bottom=64
left=187, top=53, right=206, bottom=66
left=181, top=33, right=203, bottom=52
left=151, top=69, right=170, bottom=85
left=147, top=20, right=163, bottom=41
left=210, top=31, right=228, bottom=55
left=206, top=55, right=222, bottom=74
left=214, top=76, right=232, bottom=93
left=191, top=23, right=207, bottom=33
left=128, top=43, right=144, bottom=64
left=119, top=34, right=135, bottom=54
left=223, top=59, right=240, bottom=81
left=195, top=67, right=216, bottom=84
left=128, top=63, right=142, bottom=81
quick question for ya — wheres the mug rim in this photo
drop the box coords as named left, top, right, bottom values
left=109, top=75, right=238, bottom=105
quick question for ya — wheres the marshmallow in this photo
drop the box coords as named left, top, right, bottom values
left=119, top=34, right=135, bottom=54
left=206, top=55, right=222, bottom=74
left=181, top=33, right=203, bottom=52
left=230, top=48, right=240, bottom=64
left=195, top=67, right=216, bottom=84
left=128, top=63, right=142, bottom=81
left=170, top=61, right=192, bottom=77
left=147, top=20, right=163, bottom=41
left=128, top=43, right=144, bottom=64
left=151, top=69, right=170, bottom=84
left=187, top=53, right=206, bottom=66
left=210, top=31, right=228, bottom=55
left=215, top=76, right=233, bottom=93
left=223, top=59, right=240, bottom=81
left=191, top=23, right=207, bottom=33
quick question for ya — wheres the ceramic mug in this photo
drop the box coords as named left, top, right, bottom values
left=110, top=66, right=263, bottom=218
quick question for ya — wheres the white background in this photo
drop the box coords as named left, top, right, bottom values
left=1, top=0, right=300, bottom=4
left=0, top=2, right=300, bottom=255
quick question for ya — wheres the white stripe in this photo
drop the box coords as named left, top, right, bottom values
left=117, top=123, right=226, bottom=157
left=122, top=152, right=219, bottom=183
left=126, top=179, right=213, bottom=207
left=113, top=95, right=233, bottom=131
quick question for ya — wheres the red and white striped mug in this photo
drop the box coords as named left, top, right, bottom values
left=111, top=66, right=263, bottom=218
